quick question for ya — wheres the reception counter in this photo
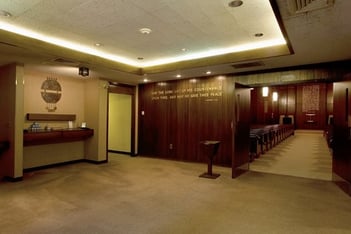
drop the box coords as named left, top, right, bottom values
left=23, top=128, right=94, bottom=146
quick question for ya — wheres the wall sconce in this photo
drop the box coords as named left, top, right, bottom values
left=272, top=91, right=278, bottom=101
left=262, top=87, right=269, bottom=97
left=79, top=67, right=89, bottom=77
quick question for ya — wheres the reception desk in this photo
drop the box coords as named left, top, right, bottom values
left=23, top=128, right=94, bottom=146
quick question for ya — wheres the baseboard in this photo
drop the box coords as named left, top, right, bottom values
left=332, top=172, right=351, bottom=196
left=84, top=159, right=108, bottom=164
left=108, top=150, right=131, bottom=155
left=3, top=176, right=23, bottom=182
left=108, top=150, right=139, bottom=157
left=23, top=159, right=86, bottom=173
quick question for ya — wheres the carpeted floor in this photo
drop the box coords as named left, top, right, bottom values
left=0, top=152, right=350, bottom=234
left=250, top=130, right=332, bottom=181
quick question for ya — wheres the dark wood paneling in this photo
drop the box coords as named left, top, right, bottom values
left=233, top=83, right=251, bottom=177
left=332, top=80, right=351, bottom=195
left=138, top=77, right=234, bottom=166
left=251, top=83, right=330, bottom=130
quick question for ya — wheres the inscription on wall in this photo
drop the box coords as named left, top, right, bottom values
left=302, top=84, right=320, bottom=112
left=151, top=82, right=223, bottom=102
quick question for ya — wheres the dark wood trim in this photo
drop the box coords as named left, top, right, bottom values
left=26, top=113, right=76, bottom=121
left=23, top=128, right=94, bottom=146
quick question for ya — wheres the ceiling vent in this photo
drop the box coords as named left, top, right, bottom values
left=53, top=58, right=79, bottom=65
left=0, top=41, right=19, bottom=48
left=231, top=61, right=264, bottom=69
left=287, top=0, right=334, bottom=14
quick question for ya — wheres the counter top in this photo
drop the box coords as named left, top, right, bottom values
left=23, top=128, right=94, bottom=146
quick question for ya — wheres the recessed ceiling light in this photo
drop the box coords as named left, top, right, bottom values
left=94, top=43, right=102, bottom=47
left=176, top=74, right=182, bottom=78
left=143, top=78, right=149, bottom=83
left=255, top=33, right=264, bottom=37
left=228, top=0, right=243, bottom=8
left=139, top=28, right=152, bottom=34
left=206, top=71, right=212, bottom=75
left=181, top=48, right=187, bottom=52
left=0, top=10, right=12, bottom=17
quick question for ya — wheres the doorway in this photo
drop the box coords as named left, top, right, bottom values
left=108, top=84, right=136, bottom=156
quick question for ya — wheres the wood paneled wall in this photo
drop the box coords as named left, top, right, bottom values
left=138, top=76, right=235, bottom=166
left=332, top=78, right=351, bottom=195
left=250, top=82, right=333, bottom=130
left=233, top=83, right=251, bottom=177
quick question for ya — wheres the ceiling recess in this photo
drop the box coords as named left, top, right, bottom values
left=232, top=61, right=264, bottom=69
left=287, top=0, right=334, bottom=14
left=52, top=58, right=80, bottom=66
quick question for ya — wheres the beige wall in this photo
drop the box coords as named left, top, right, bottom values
left=23, top=70, right=85, bottom=129
left=23, top=142, right=84, bottom=169
left=84, top=79, right=108, bottom=162
left=22, top=71, right=107, bottom=168
left=0, top=65, right=109, bottom=178
left=14, top=65, right=24, bottom=178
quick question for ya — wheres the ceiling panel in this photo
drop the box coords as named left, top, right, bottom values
left=0, top=0, right=349, bottom=84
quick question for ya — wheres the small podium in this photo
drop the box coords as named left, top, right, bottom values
left=199, top=140, right=220, bottom=179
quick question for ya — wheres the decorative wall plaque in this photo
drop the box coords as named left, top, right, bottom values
left=302, top=84, right=319, bottom=112
left=41, top=77, right=62, bottom=112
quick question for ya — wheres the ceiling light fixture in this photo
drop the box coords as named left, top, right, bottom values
left=228, top=0, right=243, bottom=8
left=0, top=10, right=12, bottom=17
left=176, top=74, right=182, bottom=78
left=78, top=67, right=89, bottom=77
left=206, top=71, right=212, bottom=75
left=94, top=43, right=102, bottom=47
left=139, top=28, right=152, bottom=34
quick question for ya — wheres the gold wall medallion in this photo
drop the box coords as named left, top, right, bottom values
left=41, top=77, right=62, bottom=112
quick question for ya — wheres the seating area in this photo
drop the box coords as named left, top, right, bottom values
left=249, top=124, right=295, bottom=161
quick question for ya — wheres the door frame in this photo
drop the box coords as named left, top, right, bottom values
left=107, top=83, right=136, bottom=157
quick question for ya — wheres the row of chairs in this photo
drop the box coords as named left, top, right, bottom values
left=249, top=124, right=295, bottom=161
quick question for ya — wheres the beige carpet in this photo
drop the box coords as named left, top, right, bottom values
left=250, top=130, right=332, bottom=181
left=1, top=153, right=351, bottom=234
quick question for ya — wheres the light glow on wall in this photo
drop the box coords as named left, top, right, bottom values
left=272, top=91, right=278, bottom=101
left=262, top=87, right=269, bottom=97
